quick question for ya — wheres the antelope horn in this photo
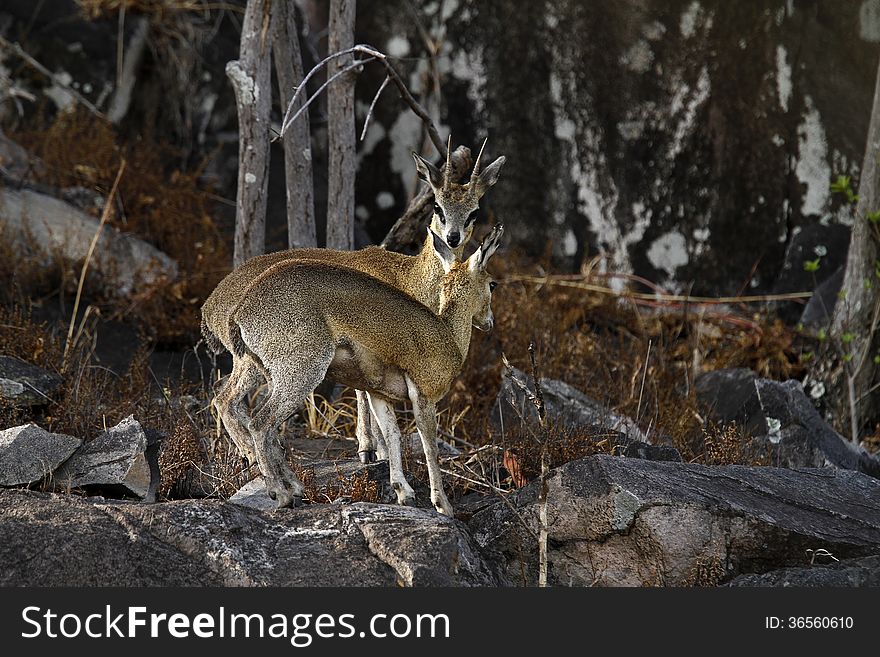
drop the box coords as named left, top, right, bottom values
left=443, top=134, right=453, bottom=186
left=470, top=137, right=488, bottom=185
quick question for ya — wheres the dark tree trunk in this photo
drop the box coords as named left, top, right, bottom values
left=809, top=58, right=880, bottom=443
left=226, top=0, right=274, bottom=266
left=273, top=1, right=316, bottom=249
left=326, top=0, right=357, bottom=251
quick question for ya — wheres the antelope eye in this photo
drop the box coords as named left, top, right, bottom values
left=489, top=281, right=497, bottom=291
left=433, top=202, right=446, bottom=224
left=465, top=211, right=477, bottom=226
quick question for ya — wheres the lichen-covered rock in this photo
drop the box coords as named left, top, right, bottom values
left=469, top=455, right=880, bottom=586
left=0, top=490, right=504, bottom=586
left=0, top=356, right=62, bottom=406
left=354, top=1, right=879, bottom=295
left=0, top=424, right=81, bottom=486
left=53, top=415, right=153, bottom=499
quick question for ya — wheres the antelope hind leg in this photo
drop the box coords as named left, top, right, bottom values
left=248, top=348, right=334, bottom=508
left=213, top=355, right=260, bottom=465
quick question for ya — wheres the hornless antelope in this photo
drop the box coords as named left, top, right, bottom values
left=227, top=225, right=504, bottom=515
left=202, top=139, right=505, bottom=465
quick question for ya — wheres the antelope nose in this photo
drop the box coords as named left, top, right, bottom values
left=446, top=232, right=460, bottom=247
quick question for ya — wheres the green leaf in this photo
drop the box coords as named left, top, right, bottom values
left=837, top=289, right=848, bottom=300
left=803, top=258, right=821, bottom=273
left=874, top=354, right=880, bottom=365
left=841, top=332, right=855, bottom=344
left=817, top=327, right=827, bottom=342
left=830, top=175, right=851, bottom=195
left=800, top=351, right=814, bottom=362
left=843, top=353, right=853, bottom=363
left=868, top=209, right=880, bottom=223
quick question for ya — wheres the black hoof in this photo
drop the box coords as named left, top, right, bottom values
left=358, top=449, right=377, bottom=464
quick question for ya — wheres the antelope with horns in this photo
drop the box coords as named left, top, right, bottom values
left=227, top=225, right=503, bottom=515
left=203, top=139, right=505, bottom=466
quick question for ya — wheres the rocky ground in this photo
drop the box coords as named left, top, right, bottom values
left=2, top=354, right=879, bottom=587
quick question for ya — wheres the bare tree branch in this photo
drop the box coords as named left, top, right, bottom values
left=107, top=16, right=150, bottom=125
left=361, top=74, right=390, bottom=141
left=278, top=43, right=447, bottom=158
left=273, top=0, right=316, bottom=248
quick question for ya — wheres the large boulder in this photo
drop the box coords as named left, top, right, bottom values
left=696, top=370, right=880, bottom=477
left=728, top=555, right=880, bottom=587
left=0, top=187, right=177, bottom=298
left=0, top=424, right=81, bottom=486
left=53, top=415, right=153, bottom=499
left=493, top=367, right=648, bottom=442
left=469, top=455, right=880, bottom=586
left=0, top=489, right=504, bottom=586
left=0, top=355, right=62, bottom=406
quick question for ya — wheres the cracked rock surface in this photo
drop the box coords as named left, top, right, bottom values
left=0, top=490, right=503, bottom=586
left=468, top=455, right=880, bottom=586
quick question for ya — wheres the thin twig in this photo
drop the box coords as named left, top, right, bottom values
left=360, top=74, right=390, bottom=141
left=0, top=35, right=104, bottom=118
left=277, top=56, right=376, bottom=140
left=280, top=44, right=383, bottom=135
left=506, top=274, right=812, bottom=305
left=279, top=43, right=447, bottom=156
left=635, top=339, right=652, bottom=427
left=63, top=160, right=126, bottom=371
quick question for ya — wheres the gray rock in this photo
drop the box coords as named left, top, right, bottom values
left=53, top=415, right=152, bottom=499
left=695, top=368, right=758, bottom=425
left=469, top=455, right=880, bottom=586
left=0, top=489, right=503, bottom=586
left=0, top=355, right=62, bottom=406
left=617, top=440, right=682, bottom=462
left=0, top=424, right=81, bottom=486
left=772, top=224, right=850, bottom=323
left=229, top=477, right=276, bottom=511
left=697, top=370, right=879, bottom=477
left=728, top=555, right=880, bottom=587
left=493, top=367, right=648, bottom=442
left=799, top=267, right=845, bottom=329
left=0, top=187, right=177, bottom=298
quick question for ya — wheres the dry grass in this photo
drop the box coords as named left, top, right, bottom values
left=445, top=248, right=806, bottom=470
left=13, top=107, right=230, bottom=347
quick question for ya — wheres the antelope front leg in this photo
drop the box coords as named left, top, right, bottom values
left=366, top=394, right=415, bottom=506
left=406, top=377, right=453, bottom=517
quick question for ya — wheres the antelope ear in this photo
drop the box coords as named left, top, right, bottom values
left=472, top=156, right=506, bottom=195
left=468, top=224, right=505, bottom=272
left=412, top=152, right=444, bottom=188
left=430, top=227, right=455, bottom=273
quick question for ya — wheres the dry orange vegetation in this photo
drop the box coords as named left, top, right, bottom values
left=1, top=108, right=813, bottom=500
